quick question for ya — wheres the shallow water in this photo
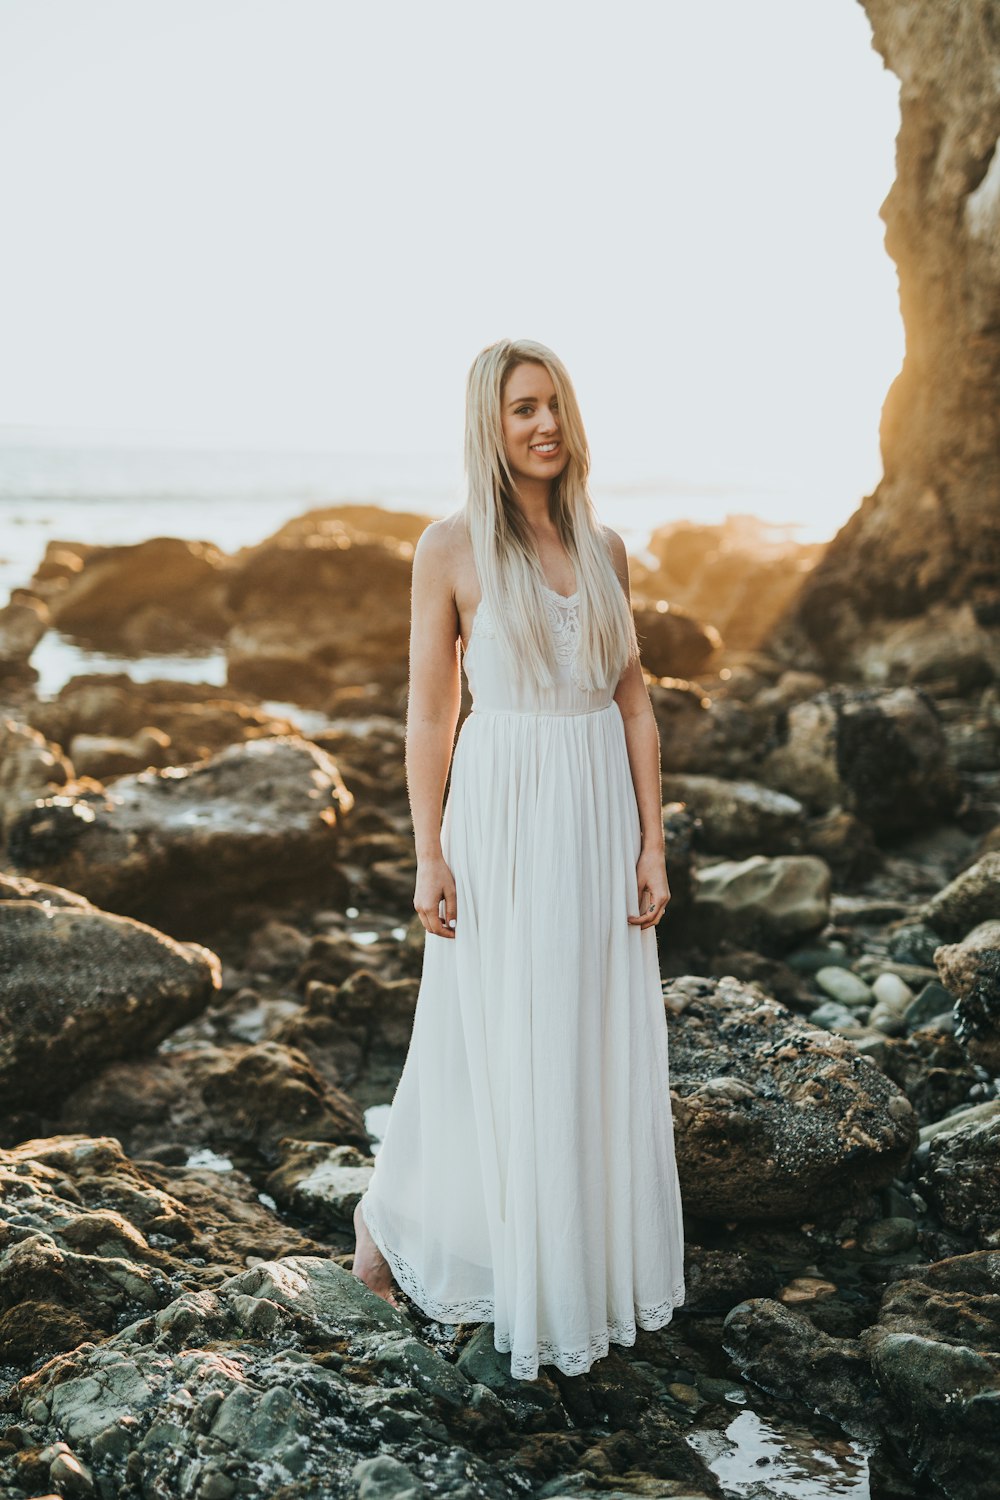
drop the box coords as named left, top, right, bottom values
left=687, top=1404, right=872, bottom=1499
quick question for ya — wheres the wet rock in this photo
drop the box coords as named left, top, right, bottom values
left=879, top=1028, right=982, bottom=1127
left=5, top=736, right=354, bottom=938
left=722, top=1298, right=882, bottom=1440
left=934, top=920, right=1000, bottom=1072
left=860, top=1249, right=1000, bottom=1500
left=633, top=603, right=721, bottom=679
left=0, top=885, right=220, bottom=1114
left=0, top=1134, right=326, bottom=1371
left=688, top=854, right=831, bottom=955
left=47, top=536, right=231, bottom=651
left=265, top=1141, right=374, bottom=1230
left=758, top=686, right=959, bottom=835
left=57, top=1040, right=370, bottom=1165
left=922, top=1106, right=1000, bottom=1242
left=660, top=774, right=806, bottom=856
left=2, top=1250, right=711, bottom=1500
left=277, top=968, right=420, bottom=1112
left=666, top=975, right=918, bottom=1219
left=0, top=718, right=72, bottom=839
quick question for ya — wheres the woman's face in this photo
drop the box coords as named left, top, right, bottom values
left=500, top=362, right=569, bottom=486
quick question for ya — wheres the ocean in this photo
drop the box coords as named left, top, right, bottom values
left=0, top=437, right=822, bottom=699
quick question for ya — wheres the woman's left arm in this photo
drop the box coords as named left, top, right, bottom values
left=606, top=527, right=670, bottom=930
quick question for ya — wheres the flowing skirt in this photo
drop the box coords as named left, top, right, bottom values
left=361, top=701, right=686, bottom=1380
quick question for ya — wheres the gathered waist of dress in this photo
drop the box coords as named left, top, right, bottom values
left=467, top=701, right=618, bottom=720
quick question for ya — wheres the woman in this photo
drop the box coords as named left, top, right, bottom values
left=353, top=337, right=686, bottom=1381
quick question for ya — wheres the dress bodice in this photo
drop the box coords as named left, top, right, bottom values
left=462, top=585, right=616, bottom=716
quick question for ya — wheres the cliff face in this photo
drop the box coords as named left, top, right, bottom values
left=782, top=0, right=1000, bottom=680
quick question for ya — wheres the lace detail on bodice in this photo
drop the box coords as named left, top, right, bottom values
left=468, top=586, right=585, bottom=688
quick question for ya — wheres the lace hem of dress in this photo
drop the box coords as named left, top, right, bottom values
left=471, top=588, right=588, bottom=692
left=360, top=1192, right=686, bottom=1382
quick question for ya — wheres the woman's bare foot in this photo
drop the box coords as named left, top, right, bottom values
left=352, top=1198, right=402, bottom=1309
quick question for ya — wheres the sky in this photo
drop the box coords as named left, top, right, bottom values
left=0, top=0, right=903, bottom=532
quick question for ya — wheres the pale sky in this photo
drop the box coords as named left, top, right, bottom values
left=0, top=0, right=902, bottom=530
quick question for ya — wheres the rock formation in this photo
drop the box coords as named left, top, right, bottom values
left=774, top=0, right=1000, bottom=684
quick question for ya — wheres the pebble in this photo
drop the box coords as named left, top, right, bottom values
left=814, top=967, right=873, bottom=1007
left=904, top=980, right=955, bottom=1031
left=859, top=1217, right=918, bottom=1255
left=871, top=972, right=914, bottom=1010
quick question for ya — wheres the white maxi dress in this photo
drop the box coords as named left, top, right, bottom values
left=359, top=583, right=686, bottom=1380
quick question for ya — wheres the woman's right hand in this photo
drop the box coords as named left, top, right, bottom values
left=414, top=855, right=458, bottom=939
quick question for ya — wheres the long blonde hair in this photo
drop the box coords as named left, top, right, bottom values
left=463, top=338, right=638, bottom=692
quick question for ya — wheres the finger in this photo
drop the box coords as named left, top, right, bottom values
left=436, top=895, right=456, bottom=939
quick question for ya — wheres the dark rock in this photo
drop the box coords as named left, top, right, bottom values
left=660, top=774, right=805, bottom=856
left=0, top=887, right=219, bottom=1113
left=633, top=603, right=721, bottom=679
left=687, top=854, right=831, bottom=955
left=666, top=975, right=918, bottom=1219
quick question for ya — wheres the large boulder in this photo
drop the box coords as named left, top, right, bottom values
left=0, top=1134, right=327, bottom=1371
left=922, top=1105, right=1000, bottom=1242
left=225, top=519, right=413, bottom=707
left=666, top=975, right=918, bottom=1219
left=0, top=881, right=220, bottom=1113
left=633, top=602, right=721, bottom=679
left=46, top=536, right=232, bottom=651
left=934, top=920, right=1000, bottom=1074
left=769, top=0, right=1000, bottom=684
left=758, top=686, right=959, bottom=835
left=4, top=736, right=354, bottom=936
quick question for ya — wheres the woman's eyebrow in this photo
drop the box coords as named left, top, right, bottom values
left=507, top=395, right=554, bottom=407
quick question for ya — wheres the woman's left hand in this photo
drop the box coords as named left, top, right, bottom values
left=629, top=847, right=671, bottom=929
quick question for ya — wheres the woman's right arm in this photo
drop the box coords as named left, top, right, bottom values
left=406, top=521, right=463, bottom=939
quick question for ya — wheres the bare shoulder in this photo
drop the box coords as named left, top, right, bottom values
left=600, top=524, right=629, bottom=585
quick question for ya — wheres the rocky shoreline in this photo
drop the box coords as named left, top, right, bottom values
left=0, top=498, right=998, bottom=1500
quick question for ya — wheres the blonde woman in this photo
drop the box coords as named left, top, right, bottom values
left=353, top=338, right=686, bottom=1381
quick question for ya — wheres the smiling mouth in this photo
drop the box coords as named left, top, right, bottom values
left=531, top=442, right=560, bottom=455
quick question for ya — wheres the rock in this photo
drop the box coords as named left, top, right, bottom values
left=689, top=854, right=831, bottom=955
left=758, top=686, right=959, bottom=835
left=888, top=920, right=947, bottom=966
left=0, top=1135, right=327, bottom=1370
left=768, top=0, right=1000, bottom=687
left=5, top=736, right=354, bottom=938
left=0, top=885, right=220, bottom=1113
left=265, top=1141, right=374, bottom=1230
left=0, top=718, right=73, bottom=839
left=277, top=969, right=421, bottom=1112
left=225, top=521, right=413, bottom=707
left=0, top=597, right=48, bottom=682
left=722, top=1299, right=882, bottom=1440
left=879, top=1031, right=982, bottom=1128
left=57, top=1040, right=370, bottom=1165
left=923, top=1109, right=1000, bottom=1241
left=660, top=774, right=806, bottom=855
left=48, top=537, right=231, bottom=651
left=858, top=1216, right=917, bottom=1255
left=637, top=515, right=823, bottom=657
left=666, top=975, right=917, bottom=1219
left=903, top=980, right=955, bottom=1032
left=814, top=968, right=873, bottom=1009
left=3, top=1248, right=711, bottom=1500
left=633, top=603, right=721, bottom=679
left=934, top=920, right=1000, bottom=1071
left=920, top=852, right=1000, bottom=940
left=860, top=1249, right=1000, bottom=1500
left=68, top=728, right=171, bottom=780
left=29, top=673, right=300, bottom=767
